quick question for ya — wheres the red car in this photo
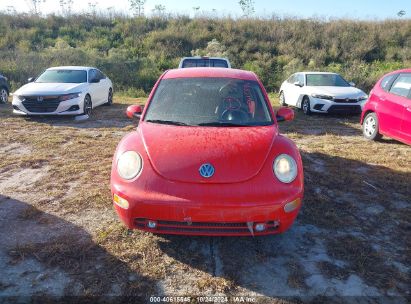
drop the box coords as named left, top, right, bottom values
left=111, top=68, right=304, bottom=236
left=361, top=69, right=411, bottom=145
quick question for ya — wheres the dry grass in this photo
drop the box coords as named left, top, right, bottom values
left=0, top=96, right=410, bottom=300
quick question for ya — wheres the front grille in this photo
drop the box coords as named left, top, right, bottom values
left=134, top=218, right=280, bottom=236
left=22, top=96, right=61, bottom=113
left=333, top=98, right=359, bottom=103
left=328, top=105, right=361, bottom=114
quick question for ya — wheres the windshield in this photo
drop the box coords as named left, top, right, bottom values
left=306, top=74, right=350, bottom=87
left=35, top=70, right=87, bottom=83
left=182, top=59, right=228, bottom=68
left=144, top=78, right=273, bottom=126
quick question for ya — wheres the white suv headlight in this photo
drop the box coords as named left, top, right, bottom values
left=117, top=151, right=143, bottom=180
left=273, top=154, right=297, bottom=183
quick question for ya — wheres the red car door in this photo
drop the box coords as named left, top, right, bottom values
left=378, top=74, right=410, bottom=138
left=400, top=90, right=411, bottom=144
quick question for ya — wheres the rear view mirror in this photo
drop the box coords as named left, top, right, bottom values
left=28, top=77, right=35, bottom=83
left=293, top=81, right=303, bottom=87
left=126, top=105, right=143, bottom=119
left=349, top=82, right=356, bottom=87
left=276, top=107, right=294, bottom=122
left=90, top=78, right=100, bottom=83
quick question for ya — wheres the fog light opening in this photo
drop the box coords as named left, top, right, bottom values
left=255, top=223, right=266, bottom=232
left=147, top=220, right=157, bottom=229
left=284, top=199, right=301, bottom=213
left=113, top=194, right=129, bottom=209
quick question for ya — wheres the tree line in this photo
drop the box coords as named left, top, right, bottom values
left=0, top=13, right=409, bottom=95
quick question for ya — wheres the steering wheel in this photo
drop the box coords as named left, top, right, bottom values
left=220, top=109, right=250, bottom=122
left=223, top=96, right=241, bottom=110
left=219, top=96, right=250, bottom=122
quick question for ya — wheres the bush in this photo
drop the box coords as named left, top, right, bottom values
left=0, top=13, right=409, bottom=93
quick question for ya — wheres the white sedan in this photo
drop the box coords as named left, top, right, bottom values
left=12, top=66, right=113, bottom=116
left=279, top=72, right=368, bottom=115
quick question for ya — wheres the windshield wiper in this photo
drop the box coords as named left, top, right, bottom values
left=145, top=119, right=191, bottom=126
left=197, top=122, right=248, bottom=127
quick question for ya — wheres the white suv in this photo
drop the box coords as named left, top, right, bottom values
left=279, top=72, right=368, bottom=115
left=178, top=57, right=231, bottom=68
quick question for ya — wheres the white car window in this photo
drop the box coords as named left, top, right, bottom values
left=88, top=69, right=95, bottom=82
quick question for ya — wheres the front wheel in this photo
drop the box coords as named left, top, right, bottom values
left=363, top=112, right=382, bottom=141
left=83, top=95, right=92, bottom=116
left=302, top=97, right=311, bottom=115
left=279, top=92, right=287, bottom=106
left=106, top=88, right=113, bottom=106
left=0, top=87, right=8, bottom=104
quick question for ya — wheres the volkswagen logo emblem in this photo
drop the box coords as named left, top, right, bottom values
left=199, top=163, right=215, bottom=178
left=37, top=96, right=44, bottom=102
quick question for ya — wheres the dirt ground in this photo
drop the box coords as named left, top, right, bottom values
left=0, top=97, right=410, bottom=303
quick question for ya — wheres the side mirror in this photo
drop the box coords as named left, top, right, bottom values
left=276, top=107, right=294, bottom=122
left=90, top=78, right=100, bottom=83
left=28, top=77, right=35, bottom=83
left=349, top=81, right=356, bottom=87
left=126, top=105, right=143, bottom=119
left=293, top=81, right=303, bottom=87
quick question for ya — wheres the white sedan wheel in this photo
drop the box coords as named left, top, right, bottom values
left=0, top=88, right=8, bottom=103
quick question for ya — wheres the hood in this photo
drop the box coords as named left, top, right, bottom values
left=310, top=86, right=365, bottom=98
left=14, top=82, right=85, bottom=96
left=139, top=122, right=277, bottom=184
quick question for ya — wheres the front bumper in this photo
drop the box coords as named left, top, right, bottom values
left=310, top=97, right=364, bottom=114
left=12, top=96, right=83, bottom=116
left=112, top=177, right=303, bottom=236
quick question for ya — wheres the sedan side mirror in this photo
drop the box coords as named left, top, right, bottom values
left=90, top=78, right=100, bottom=83
left=276, top=107, right=294, bottom=122
left=349, top=81, right=356, bottom=87
left=28, top=77, right=35, bottom=83
left=293, top=81, right=303, bottom=87
left=126, top=105, right=143, bottom=119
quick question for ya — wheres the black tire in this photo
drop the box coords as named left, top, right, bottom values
left=106, top=88, right=113, bottom=106
left=279, top=91, right=287, bottom=106
left=363, top=112, right=382, bottom=141
left=83, top=94, right=92, bottom=116
left=302, top=97, right=311, bottom=115
left=0, top=87, right=8, bottom=104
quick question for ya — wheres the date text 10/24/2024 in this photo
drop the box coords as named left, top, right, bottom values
left=149, top=296, right=257, bottom=303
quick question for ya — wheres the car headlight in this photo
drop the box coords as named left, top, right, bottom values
left=273, top=154, right=297, bottom=183
left=59, top=92, right=81, bottom=101
left=117, top=151, right=143, bottom=180
left=358, top=95, right=368, bottom=101
left=13, top=95, right=24, bottom=101
left=311, top=94, right=334, bottom=100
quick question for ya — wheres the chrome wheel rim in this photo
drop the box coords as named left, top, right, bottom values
left=108, top=90, right=113, bottom=104
left=364, top=116, right=376, bottom=137
left=84, top=97, right=92, bottom=115
left=280, top=93, right=285, bottom=105
left=0, top=89, right=7, bottom=103
left=303, top=99, right=309, bottom=113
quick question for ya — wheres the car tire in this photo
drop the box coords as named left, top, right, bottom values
left=363, top=112, right=382, bottom=141
left=279, top=91, right=287, bottom=106
left=83, top=94, right=92, bottom=116
left=302, top=97, right=311, bottom=115
left=0, top=87, right=8, bottom=104
left=106, top=88, right=113, bottom=106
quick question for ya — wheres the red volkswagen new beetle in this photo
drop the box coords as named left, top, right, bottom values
left=361, top=69, right=411, bottom=145
left=111, top=68, right=304, bottom=236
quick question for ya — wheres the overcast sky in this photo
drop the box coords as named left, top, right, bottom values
left=1, top=0, right=409, bottom=19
